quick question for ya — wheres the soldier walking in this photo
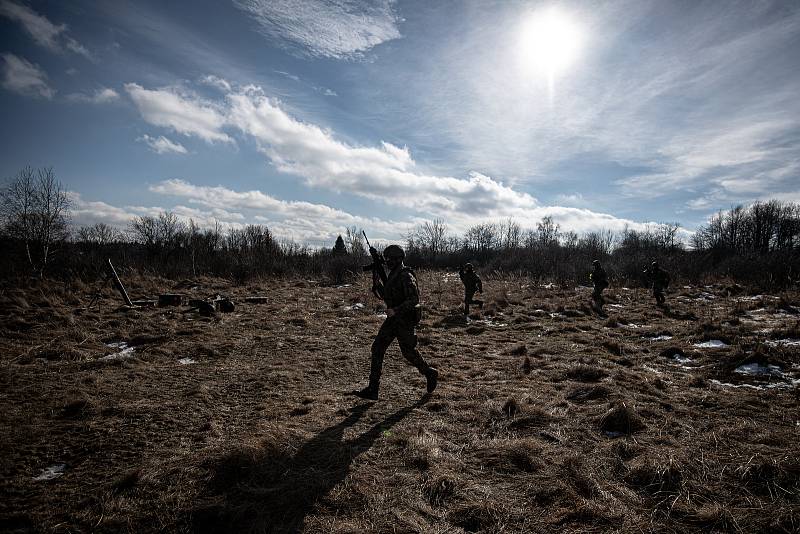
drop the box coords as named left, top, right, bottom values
left=355, top=244, right=438, bottom=400
left=590, top=259, right=608, bottom=312
left=643, top=261, right=671, bottom=306
left=459, top=263, right=483, bottom=316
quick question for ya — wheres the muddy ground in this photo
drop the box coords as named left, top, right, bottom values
left=1, top=272, right=799, bottom=533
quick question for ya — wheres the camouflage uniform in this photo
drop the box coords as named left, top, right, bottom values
left=644, top=263, right=671, bottom=305
left=591, top=261, right=608, bottom=309
left=366, top=264, right=434, bottom=394
left=459, top=265, right=484, bottom=315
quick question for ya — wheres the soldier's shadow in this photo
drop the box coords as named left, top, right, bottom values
left=194, top=396, right=429, bottom=533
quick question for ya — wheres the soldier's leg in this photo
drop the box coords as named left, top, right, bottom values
left=397, top=323, right=438, bottom=393
left=464, top=289, right=472, bottom=315
left=368, top=320, right=396, bottom=391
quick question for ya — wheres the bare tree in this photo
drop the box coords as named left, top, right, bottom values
left=464, top=223, right=496, bottom=254
left=129, top=215, right=158, bottom=248
left=77, top=223, right=124, bottom=245
left=345, top=226, right=367, bottom=257
left=408, top=219, right=448, bottom=258
left=0, top=166, right=71, bottom=274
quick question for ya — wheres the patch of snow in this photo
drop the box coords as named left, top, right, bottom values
left=697, top=292, right=716, bottom=300
left=734, top=363, right=783, bottom=377
left=335, top=284, right=352, bottom=288
left=694, top=340, right=728, bottom=348
left=625, top=323, right=643, bottom=329
left=710, top=379, right=798, bottom=391
left=766, top=338, right=800, bottom=346
left=33, top=464, right=66, bottom=481
left=342, top=303, right=365, bottom=311
left=542, top=283, right=557, bottom=290
left=376, top=313, right=387, bottom=319
left=102, top=342, right=135, bottom=360
left=607, top=304, right=624, bottom=308
left=648, top=335, right=673, bottom=341
left=179, top=358, right=196, bottom=365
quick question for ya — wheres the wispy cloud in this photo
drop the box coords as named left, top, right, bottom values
left=124, top=83, right=233, bottom=144
left=1, top=53, right=55, bottom=98
left=66, top=87, right=120, bottom=104
left=0, top=0, right=91, bottom=58
left=274, top=69, right=337, bottom=96
left=137, top=134, right=188, bottom=155
left=390, top=0, right=800, bottom=215
left=233, top=0, right=402, bottom=59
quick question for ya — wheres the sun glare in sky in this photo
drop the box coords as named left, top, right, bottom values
left=519, top=7, right=584, bottom=99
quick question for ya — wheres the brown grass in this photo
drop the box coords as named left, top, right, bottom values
left=0, top=274, right=798, bottom=532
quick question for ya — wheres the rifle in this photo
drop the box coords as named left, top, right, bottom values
left=361, top=231, right=387, bottom=300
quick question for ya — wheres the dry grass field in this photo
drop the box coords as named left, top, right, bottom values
left=1, top=272, right=799, bottom=533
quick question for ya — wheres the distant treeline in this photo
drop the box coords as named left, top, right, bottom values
left=1, top=167, right=799, bottom=289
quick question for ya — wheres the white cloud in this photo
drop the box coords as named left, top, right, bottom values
left=1, top=53, right=54, bottom=98
left=67, top=87, right=120, bottom=104
left=226, top=87, right=538, bottom=215
left=68, top=193, right=139, bottom=227
left=149, top=178, right=403, bottom=242
left=233, top=0, right=401, bottom=59
left=137, top=134, right=188, bottom=155
left=0, top=0, right=91, bottom=58
left=199, top=74, right=232, bottom=92
left=125, top=83, right=233, bottom=144
left=68, top=192, right=248, bottom=232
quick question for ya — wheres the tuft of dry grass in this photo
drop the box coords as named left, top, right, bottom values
left=625, top=457, right=683, bottom=495
left=598, top=403, right=645, bottom=434
left=566, top=364, right=608, bottom=382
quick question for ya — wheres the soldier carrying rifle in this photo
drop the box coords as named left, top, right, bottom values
left=459, top=263, right=483, bottom=316
left=644, top=261, right=671, bottom=306
left=354, top=234, right=438, bottom=400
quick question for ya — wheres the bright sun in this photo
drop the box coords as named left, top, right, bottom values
left=519, top=7, right=583, bottom=92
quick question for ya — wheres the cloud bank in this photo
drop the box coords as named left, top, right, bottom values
left=123, top=79, right=683, bottom=239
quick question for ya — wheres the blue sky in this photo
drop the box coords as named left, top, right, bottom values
left=1, top=0, right=799, bottom=245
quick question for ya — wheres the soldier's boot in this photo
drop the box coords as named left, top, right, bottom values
left=476, top=300, right=484, bottom=309
left=424, top=367, right=438, bottom=394
left=355, top=353, right=383, bottom=400
left=355, top=386, right=379, bottom=400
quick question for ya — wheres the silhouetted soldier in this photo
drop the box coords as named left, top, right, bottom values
left=590, top=259, right=608, bottom=311
left=355, top=244, right=438, bottom=400
left=644, top=261, right=671, bottom=306
left=458, top=263, right=483, bottom=315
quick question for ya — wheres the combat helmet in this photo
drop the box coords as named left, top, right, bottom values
left=383, top=244, right=405, bottom=260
